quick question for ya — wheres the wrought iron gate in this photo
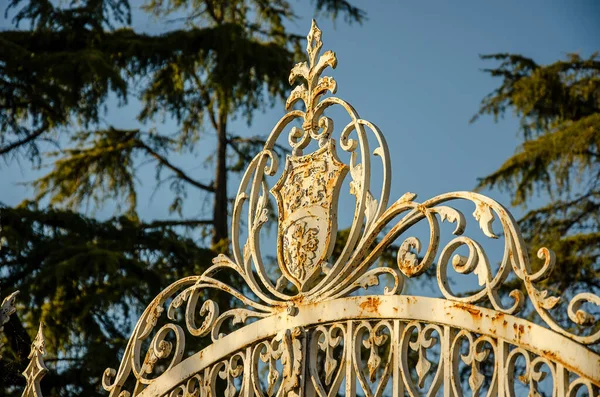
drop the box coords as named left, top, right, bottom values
left=4, top=21, right=599, bottom=397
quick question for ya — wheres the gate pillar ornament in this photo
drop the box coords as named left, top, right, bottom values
left=21, top=323, right=48, bottom=397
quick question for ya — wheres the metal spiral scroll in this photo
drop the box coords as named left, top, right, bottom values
left=102, top=20, right=599, bottom=397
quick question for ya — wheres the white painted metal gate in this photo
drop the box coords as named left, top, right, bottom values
left=4, top=21, right=599, bottom=397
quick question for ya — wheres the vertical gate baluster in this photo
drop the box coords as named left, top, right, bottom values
left=392, top=320, right=403, bottom=397
left=345, top=320, right=355, bottom=397
left=555, top=363, right=568, bottom=397
left=443, top=325, right=452, bottom=397
left=244, top=346, right=253, bottom=397
left=496, top=339, right=508, bottom=397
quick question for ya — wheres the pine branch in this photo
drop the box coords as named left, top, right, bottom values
left=228, top=135, right=290, bottom=155
left=227, top=137, right=253, bottom=164
left=141, top=219, right=214, bottom=229
left=3, top=312, right=31, bottom=363
left=44, top=357, right=85, bottom=363
left=0, top=123, right=48, bottom=156
left=136, top=140, right=215, bottom=193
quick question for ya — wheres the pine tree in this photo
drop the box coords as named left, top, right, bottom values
left=473, top=52, right=600, bottom=302
left=0, top=0, right=365, bottom=394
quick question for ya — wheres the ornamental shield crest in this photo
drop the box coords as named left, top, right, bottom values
left=271, top=140, right=348, bottom=291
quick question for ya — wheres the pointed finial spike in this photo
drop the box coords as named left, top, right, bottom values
left=310, top=19, right=320, bottom=36
left=306, top=19, right=323, bottom=67
left=22, top=322, right=48, bottom=397
left=31, top=322, right=47, bottom=357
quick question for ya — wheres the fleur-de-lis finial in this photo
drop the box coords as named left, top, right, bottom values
left=286, top=20, right=338, bottom=135
left=22, top=323, right=48, bottom=397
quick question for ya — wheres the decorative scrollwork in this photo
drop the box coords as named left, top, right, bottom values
left=142, top=318, right=599, bottom=397
left=400, top=322, right=444, bottom=397
left=100, top=20, right=599, bottom=397
left=210, top=352, right=246, bottom=397
left=0, top=290, right=18, bottom=359
left=451, top=330, right=497, bottom=397
left=567, top=377, right=600, bottom=397
left=505, top=348, right=556, bottom=397
left=354, top=321, right=393, bottom=397
left=309, top=324, right=346, bottom=397
left=253, top=327, right=305, bottom=397
left=138, top=324, right=185, bottom=384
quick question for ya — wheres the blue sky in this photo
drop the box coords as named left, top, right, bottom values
left=2, top=1, right=598, bottom=215
left=1, top=1, right=599, bottom=291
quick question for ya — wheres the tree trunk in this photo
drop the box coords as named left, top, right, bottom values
left=212, top=110, right=228, bottom=249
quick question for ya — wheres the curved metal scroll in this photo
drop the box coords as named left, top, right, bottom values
left=102, top=20, right=600, bottom=397
left=0, top=290, right=18, bottom=359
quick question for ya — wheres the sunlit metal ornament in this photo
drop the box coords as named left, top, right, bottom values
left=0, top=290, right=18, bottom=359
left=22, top=323, right=48, bottom=397
left=6, top=19, right=598, bottom=397
left=272, top=140, right=348, bottom=290
left=96, top=19, right=600, bottom=397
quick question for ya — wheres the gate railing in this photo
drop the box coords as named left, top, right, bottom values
left=3, top=20, right=599, bottom=397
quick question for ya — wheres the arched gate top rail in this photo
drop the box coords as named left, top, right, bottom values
left=138, top=296, right=600, bottom=397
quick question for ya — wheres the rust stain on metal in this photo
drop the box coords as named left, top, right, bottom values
left=451, top=302, right=482, bottom=318
left=512, top=323, right=525, bottom=340
left=491, top=312, right=505, bottom=321
left=359, top=297, right=382, bottom=313
left=539, top=349, right=597, bottom=380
